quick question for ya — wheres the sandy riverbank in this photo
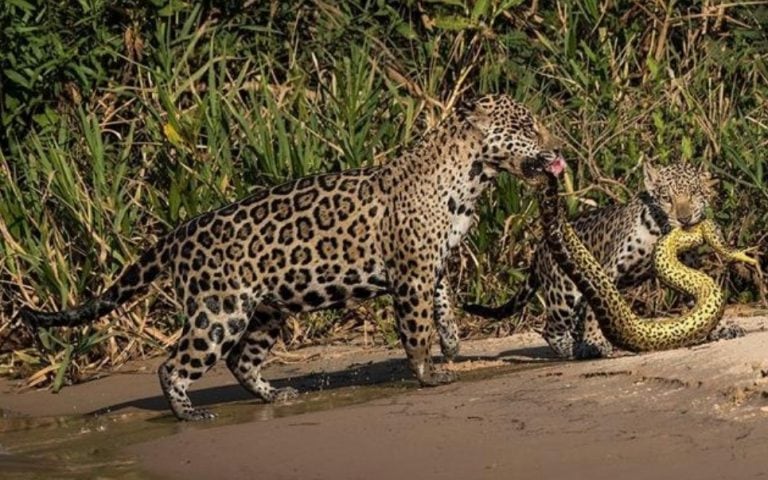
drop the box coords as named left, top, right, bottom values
left=2, top=310, right=767, bottom=479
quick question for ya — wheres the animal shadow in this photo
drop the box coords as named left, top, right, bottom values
left=87, top=343, right=556, bottom=417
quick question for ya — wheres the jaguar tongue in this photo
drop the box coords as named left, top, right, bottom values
left=546, top=155, right=567, bottom=176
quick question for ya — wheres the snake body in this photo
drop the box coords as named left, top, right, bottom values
left=538, top=173, right=756, bottom=352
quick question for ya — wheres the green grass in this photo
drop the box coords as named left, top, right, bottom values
left=1, top=0, right=766, bottom=385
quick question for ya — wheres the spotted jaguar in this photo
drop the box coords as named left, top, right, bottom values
left=464, top=162, right=742, bottom=358
left=21, top=94, right=566, bottom=420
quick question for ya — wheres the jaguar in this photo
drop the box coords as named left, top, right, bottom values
left=535, top=169, right=756, bottom=352
left=464, top=163, right=742, bottom=358
left=20, top=94, right=566, bottom=421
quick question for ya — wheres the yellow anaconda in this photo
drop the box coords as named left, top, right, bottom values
left=538, top=172, right=757, bottom=352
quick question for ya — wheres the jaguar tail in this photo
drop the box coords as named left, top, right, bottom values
left=462, top=271, right=539, bottom=320
left=19, top=238, right=170, bottom=329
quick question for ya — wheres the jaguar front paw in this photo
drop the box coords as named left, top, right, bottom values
left=417, top=367, right=458, bottom=387
left=573, top=340, right=612, bottom=360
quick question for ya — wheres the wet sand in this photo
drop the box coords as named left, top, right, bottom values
left=2, top=311, right=768, bottom=479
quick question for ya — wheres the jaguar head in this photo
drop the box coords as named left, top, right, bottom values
left=644, top=162, right=717, bottom=228
left=461, top=94, right=566, bottom=183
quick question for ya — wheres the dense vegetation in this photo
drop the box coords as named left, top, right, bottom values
left=1, top=0, right=766, bottom=388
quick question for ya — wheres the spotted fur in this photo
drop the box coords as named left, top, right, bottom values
left=537, top=171, right=757, bottom=352
left=20, top=94, right=563, bottom=421
left=465, top=163, right=725, bottom=358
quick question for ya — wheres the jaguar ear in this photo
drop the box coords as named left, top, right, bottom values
left=643, top=162, right=661, bottom=192
left=698, top=164, right=719, bottom=190
left=459, top=97, right=493, bottom=132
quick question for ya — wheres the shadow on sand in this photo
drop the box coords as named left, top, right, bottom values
left=87, top=343, right=558, bottom=417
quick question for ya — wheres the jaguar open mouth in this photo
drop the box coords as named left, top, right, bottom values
left=523, top=153, right=567, bottom=178
left=546, top=155, right=567, bottom=176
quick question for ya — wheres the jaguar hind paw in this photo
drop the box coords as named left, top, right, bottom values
left=178, top=408, right=218, bottom=422
left=418, top=368, right=458, bottom=387
left=708, top=322, right=746, bottom=341
left=268, top=387, right=300, bottom=403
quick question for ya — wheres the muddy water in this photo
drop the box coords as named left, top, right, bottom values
left=0, top=362, right=550, bottom=480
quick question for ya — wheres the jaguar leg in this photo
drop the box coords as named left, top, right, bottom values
left=159, top=295, right=250, bottom=421
left=393, top=269, right=457, bottom=387
left=540, top=274, right=584, bottom=358
left=542, top=307, right=577, bottom=359
left=573, top=303, right=613, bottom=359
left=434, top=273, right=460, bottom=361
left=226, top=304, right=298, bottom=403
